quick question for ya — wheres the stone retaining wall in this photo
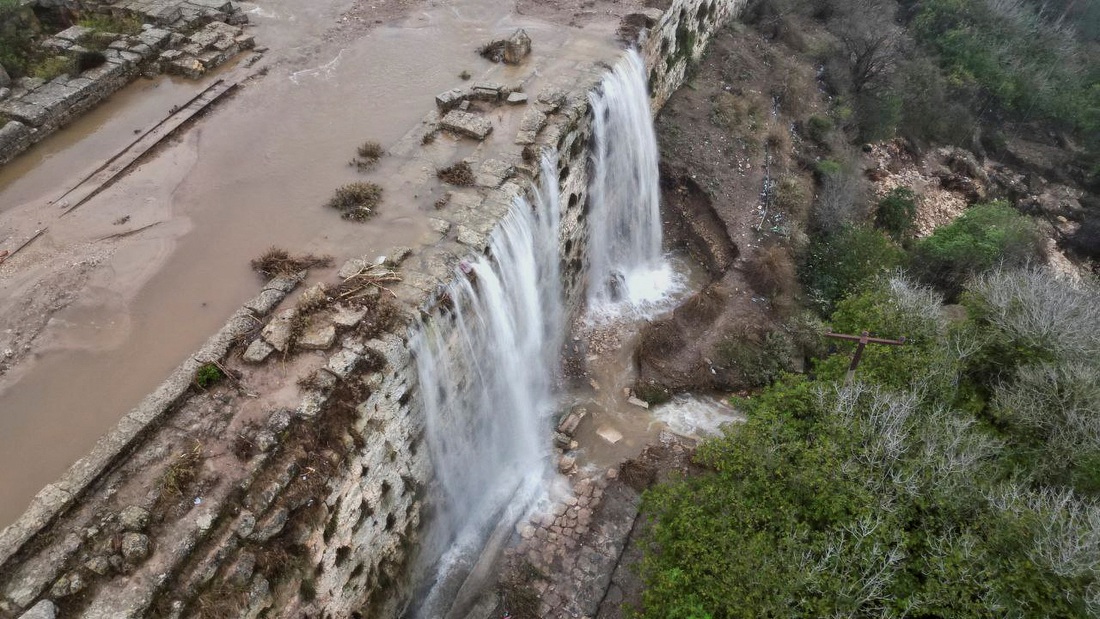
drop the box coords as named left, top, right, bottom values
left=0, top=1, right=742, bottom=616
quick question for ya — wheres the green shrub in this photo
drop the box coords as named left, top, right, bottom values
left=805, top=115, right=833, bottom=143
left=0, top=0, right=37, bottom=77
left=195, top=363, right=223, bottom=389
left=801, top=225, right=905, bottom=314
left=29, top=56, right=74, bottom=80
left=913, top=0, right=1099, bottom=138
left=637, top=271, right=1100, bottom=619
left=715, top=329, right=798, bottom=387
left=814, top=158, right=842, bottom=178
left=874, top=187, right=918, bottom=240
left=912, top=201, right=1045, bottom=299
left=634, top=381, right=673, bottom=406
left=773, top=176, right=810, bottom=219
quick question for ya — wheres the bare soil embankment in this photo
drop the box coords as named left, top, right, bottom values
left=636, top=19, right=828, bottom=394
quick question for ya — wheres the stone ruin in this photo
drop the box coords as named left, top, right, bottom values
left=0, top=0, right=254, bottom=164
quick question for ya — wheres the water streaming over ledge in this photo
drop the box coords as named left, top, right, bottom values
left=410, top=155, right=563, bottom=616
left=587, top=49, right=674, bottom=315
left=409, top=50, right=669, bottom=615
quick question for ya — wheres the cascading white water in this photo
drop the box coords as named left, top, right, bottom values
left=410, top=155, right=563, bottom=617
left=409, top=52, right=675, bottom=615
left=587, top=49, right=673, bottom=312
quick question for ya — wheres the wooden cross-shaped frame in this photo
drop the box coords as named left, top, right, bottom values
left=824, top=330, right=907, bottom=385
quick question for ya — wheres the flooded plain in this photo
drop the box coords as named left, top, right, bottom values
left=0, top=0, right=623, bottom=527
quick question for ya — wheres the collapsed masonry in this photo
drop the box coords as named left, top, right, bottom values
left=0, top=0, right=743, bottom=617
left=0, top=0, right=253, bottom=165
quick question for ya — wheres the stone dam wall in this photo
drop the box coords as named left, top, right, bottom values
left=0, top=1, right=743, bottom=616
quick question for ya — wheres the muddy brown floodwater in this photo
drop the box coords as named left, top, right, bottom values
left=0, top=0, right=623, bottom=527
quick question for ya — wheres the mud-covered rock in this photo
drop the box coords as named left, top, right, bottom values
left=120, top=532, right=150, bottom=562
left=118, top=506, right=150, bottom=532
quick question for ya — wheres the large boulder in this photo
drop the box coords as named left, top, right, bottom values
left=503, top=29, right=531, bottom=65
left=0, top=64, right=10, bottom=88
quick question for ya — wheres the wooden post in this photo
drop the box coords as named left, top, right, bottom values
left=824, top=330, right=907, bottom=385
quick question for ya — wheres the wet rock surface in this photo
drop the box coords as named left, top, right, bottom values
left=440, top=109, right=494, bottom=140
left=495, top=434, right=698, bottom=619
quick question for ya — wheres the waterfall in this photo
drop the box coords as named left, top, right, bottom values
left=410, top=155, right=563, bottom=617
left=587, top=49, right=671, bottom=312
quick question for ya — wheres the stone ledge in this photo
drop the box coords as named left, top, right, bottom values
left=0, top=278, right=296, bottom=572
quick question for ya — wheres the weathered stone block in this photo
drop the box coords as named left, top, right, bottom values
left=470, top=81, right=502, bottom=101
left=189, top=0, right=234, bottom=10
left=536, top=88, right=566, bottom=110
left=260, top=310, right=295, bottom=352
left=139, top=28, right=173, bottom=50
left=19, top=599, right=57, bottom=619
left=518, top=107, right=546, bottom=133
left=168, top=56, right=205, bottom=79
left=244, top=289, right=284, bottom=316
left=0, top=99, right=50, bottom=127
left=506, top=91, right=528, bottom=105
left=118, top=506, right=150, bottom=532
left=456, top=225, right=487, bottom=248
left=55, top=25, right=94, bottom=43
left=19, top=77, right=45, bottom=92
left=120, top=532, right=150, bottom=562
left=0, top=120, right=33, bottom=160
left=129, top=43, right=154, bottom=58
left=475, top=159, right=515, bottom=188
left=297, top=322, right=336, bottom=350
left=440, top=110, right=493, bottom=140
left=242, top=339, right=275, bottom=364
left=434, top=88, right=465, bottom=112
left=557, top=408, right=585, bottom=435
left=327, top=348, right=361, bottom=378
left=332, top=305, right=367, bottom=328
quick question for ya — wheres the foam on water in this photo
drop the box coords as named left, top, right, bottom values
left=652, top=395, right=745, bottom=439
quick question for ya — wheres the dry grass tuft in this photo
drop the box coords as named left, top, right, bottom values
left=352, top=141, right=385, bottom=171
left=251, top=247, right=333, bottom=279
left=436, top=161, right=475, bottom=186
left=192, top=582, right=249, bottom=619
left=745, top=245, right=797, bottom=298
left=328, top=182, right=383, bottom=221
left=161, top=442, right=203, bottom=497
